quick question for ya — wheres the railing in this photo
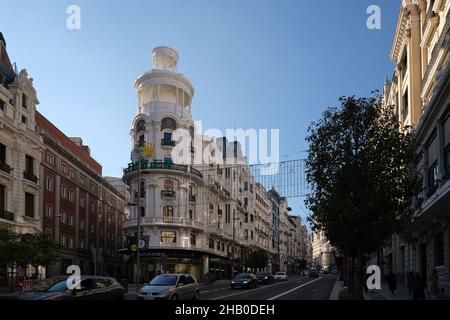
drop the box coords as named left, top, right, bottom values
left=161, top=190, right=176, bottom=198
left=123, top=216, right=204, bottom=229
left=0, top=209, right=14, bottom=221
left=161, top=139, right=176, bottom=147
left=0, top=161, right=12, bottom=174
left=23, top=171, right=38, bottom=183
left=124, top=160, right=203, bottom=179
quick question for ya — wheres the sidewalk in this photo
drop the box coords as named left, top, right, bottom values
left=328, top=278, right=344, bottom=300
left=364, top=281, right=450, bottom=300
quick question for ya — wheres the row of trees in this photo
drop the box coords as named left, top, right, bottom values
left=305, top=94, right=418, bottom=299
left=0, top=228, right=60, bottom=290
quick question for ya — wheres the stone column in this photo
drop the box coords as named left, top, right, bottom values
left=406, top=4, right=423, bottom=125
left=202, top=255, right=209, bottom=276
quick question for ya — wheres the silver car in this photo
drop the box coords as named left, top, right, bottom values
left=137, top=274, right=200, bottom=300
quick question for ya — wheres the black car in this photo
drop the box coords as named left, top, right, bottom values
left=1, top=276, right=125, bottom=300
left=255, top=272, right=274, bottom=285
left=230, top=273, right=258, bottom=289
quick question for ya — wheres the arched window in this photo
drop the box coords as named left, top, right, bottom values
left=161, top=117, right=177, bottom=131
left=164, top=179, right=174, bottom=191
left=163, top=206, right=174, bottom=223
left=136, top=120, right=146, bottom=132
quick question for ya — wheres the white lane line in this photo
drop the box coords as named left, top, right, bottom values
left=267, top=277, right=322, bottom=300
left=209, top=278, right=304, bottom=301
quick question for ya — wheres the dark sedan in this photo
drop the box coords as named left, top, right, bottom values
left=1, top=276, right=125, bottom=300
left=255, top=271, right=274, bottom=285
left=230, top=273, right=258, bottom=289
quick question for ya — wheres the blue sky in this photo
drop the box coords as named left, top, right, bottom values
left=1, top=0, right=401, bottom=222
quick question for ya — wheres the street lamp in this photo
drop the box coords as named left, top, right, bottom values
left=231, top=211, right=240, bottom=279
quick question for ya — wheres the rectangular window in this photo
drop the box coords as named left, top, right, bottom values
left=45, top=205, right=53, bottom=218
left=25, top=192, right=34, bottom=217
left=209, top=238, right=215, bottom=249
left=21, top=115, right=27, bottom=124
left=403, top=88, right=409, bottom=121
left=68, top=213, right=74, bottom=226
left=61, top=185, right=67, bottom=198
left=161, top=231, right=176, bottom=244
left=46, top=177, right=53, bottom=191
left=61, top=162, right=67, bottom=174
left=428, top=161, right=439, bottom=195
left=79, top=239, right=85, bottom=249
left=60, top=234, right=67, bottom=247
left=434, top=232, right=444, bottom=266
left=22, top=93, right=27, bottom=108
left=80, top=174, right=86, bottom=185
left=61, top=211, right=67, bottom=224
left=46, top=152, right=54, bottom=165
left=216, top=241, right=221, bottom=251
left=80, top=219, right=85, bottom=230
left=0, top=99, right=5, bottom=111
left=0, top=143, right=5, bottom=163
left=69, top=168, right=75, bottom=178
left=80, top=195, right=85, bottom=207
left=0, top=184, right=5, bottom=210
left=190, top=233, right=196, bottom=246
left=445, top=144, right=450, bottom=178
left=68, top=190, right=74, bottom=202
left=25, top=155, right=34, bottom=174
left=68, top=237, right=74, bottom=249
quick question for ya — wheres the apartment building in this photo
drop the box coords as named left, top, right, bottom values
left=121, top=47, right=308, bottom=282
left=381, top=0, right=449, bottom=290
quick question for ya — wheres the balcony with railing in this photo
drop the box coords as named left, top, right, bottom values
left=161, top=139, right=176, bottom=147
left=0, top=162, right=12, bottom=174
left=23, top=171, right=38, bottom=183
left=0, top=209, right=14, bottom=222
left=123, top=216, right=204, bottom=230
left=124, top=159, right=203, bottom=179
left=161, top=190, right=176, bottom=198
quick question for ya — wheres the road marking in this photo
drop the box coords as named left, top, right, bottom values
left=267, top=277, right=322, bottom=300
left=209, top=278, right=304, bottom=300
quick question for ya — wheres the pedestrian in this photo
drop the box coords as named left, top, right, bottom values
left=413, top=272, right=426, bottom=300
left=387, top=271, right=397, bottom=295
left=406, top=271, right=414, bottom=298
left=428, top=269, right=439, bottom=299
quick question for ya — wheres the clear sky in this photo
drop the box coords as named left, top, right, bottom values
left=1, top=0, right=401, bottom=223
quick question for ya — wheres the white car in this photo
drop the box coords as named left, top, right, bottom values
left=137, top=274, right=200, bottom=300
left=274, top=272, right=288, bottom=281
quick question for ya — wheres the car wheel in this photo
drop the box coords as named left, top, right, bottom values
left=193, top=291, right=200, bottom=300
left=171, top=294, right=178, bottom=300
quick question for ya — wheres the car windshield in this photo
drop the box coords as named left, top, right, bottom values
left=235, top=274, right=251, bottom=280
left=28, top=278, right=69, bottom=292
left=149, top=275, right=178, bottom=286
left=275, top=272, right=285, bottom=275
left=256, top=272, right=268, bottom=276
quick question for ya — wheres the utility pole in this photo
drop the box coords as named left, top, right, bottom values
left=135, top=159, right=141, bottom=290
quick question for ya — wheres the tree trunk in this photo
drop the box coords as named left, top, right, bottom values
left=352, top=253, right=364, bottom=300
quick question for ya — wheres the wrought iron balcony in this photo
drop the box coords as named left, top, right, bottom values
left=124, top=160, right=203, bottom=179
left=161, top=139, right=176, bottom=147
left=0, top=209, right=14, bottom=222
left=0, top=161, right=12, bottom=174
left=23, top=171, right=38, bottom=183
left=161, top=190, right=176, bottom=198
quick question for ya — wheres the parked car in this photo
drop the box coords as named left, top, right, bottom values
left=230, top=273, right=258, bottom=289
left=274, top=272, right=288, bottom=281
left=309, top=268, right=319, bottom=278
left=137, top=274, right=199, bottom=300
left=255, top=271, right=274, bottom=285
left=1, top=276, right=125, bottom=300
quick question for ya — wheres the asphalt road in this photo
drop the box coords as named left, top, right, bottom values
left=125, top=275, right=337, bottom=300
left=203, top=275, right=336, bottom=300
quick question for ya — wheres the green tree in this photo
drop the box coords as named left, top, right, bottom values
left=305, top=94, right=418, bottom=299
left=24, top=234, right=60, bottom=279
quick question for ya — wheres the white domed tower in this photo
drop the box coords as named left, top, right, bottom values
left=123, top=47, right=207, bottom=281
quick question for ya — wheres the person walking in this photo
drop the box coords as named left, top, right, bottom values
left=406, top=271, right=414, bottom=298
left=387, top=271, right=397, bottom=296
left=413, top=272, right=426, bottom=300
left=428, top=269, right=439, bottom=299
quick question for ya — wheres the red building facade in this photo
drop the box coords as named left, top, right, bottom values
left=36, top=111, right=127, bottom=278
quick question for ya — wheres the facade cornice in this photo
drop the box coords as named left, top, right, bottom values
left=391, top=6, right=410, bottom=62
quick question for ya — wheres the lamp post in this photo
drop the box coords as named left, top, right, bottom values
left=231, top=211, right=240, bottom=279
